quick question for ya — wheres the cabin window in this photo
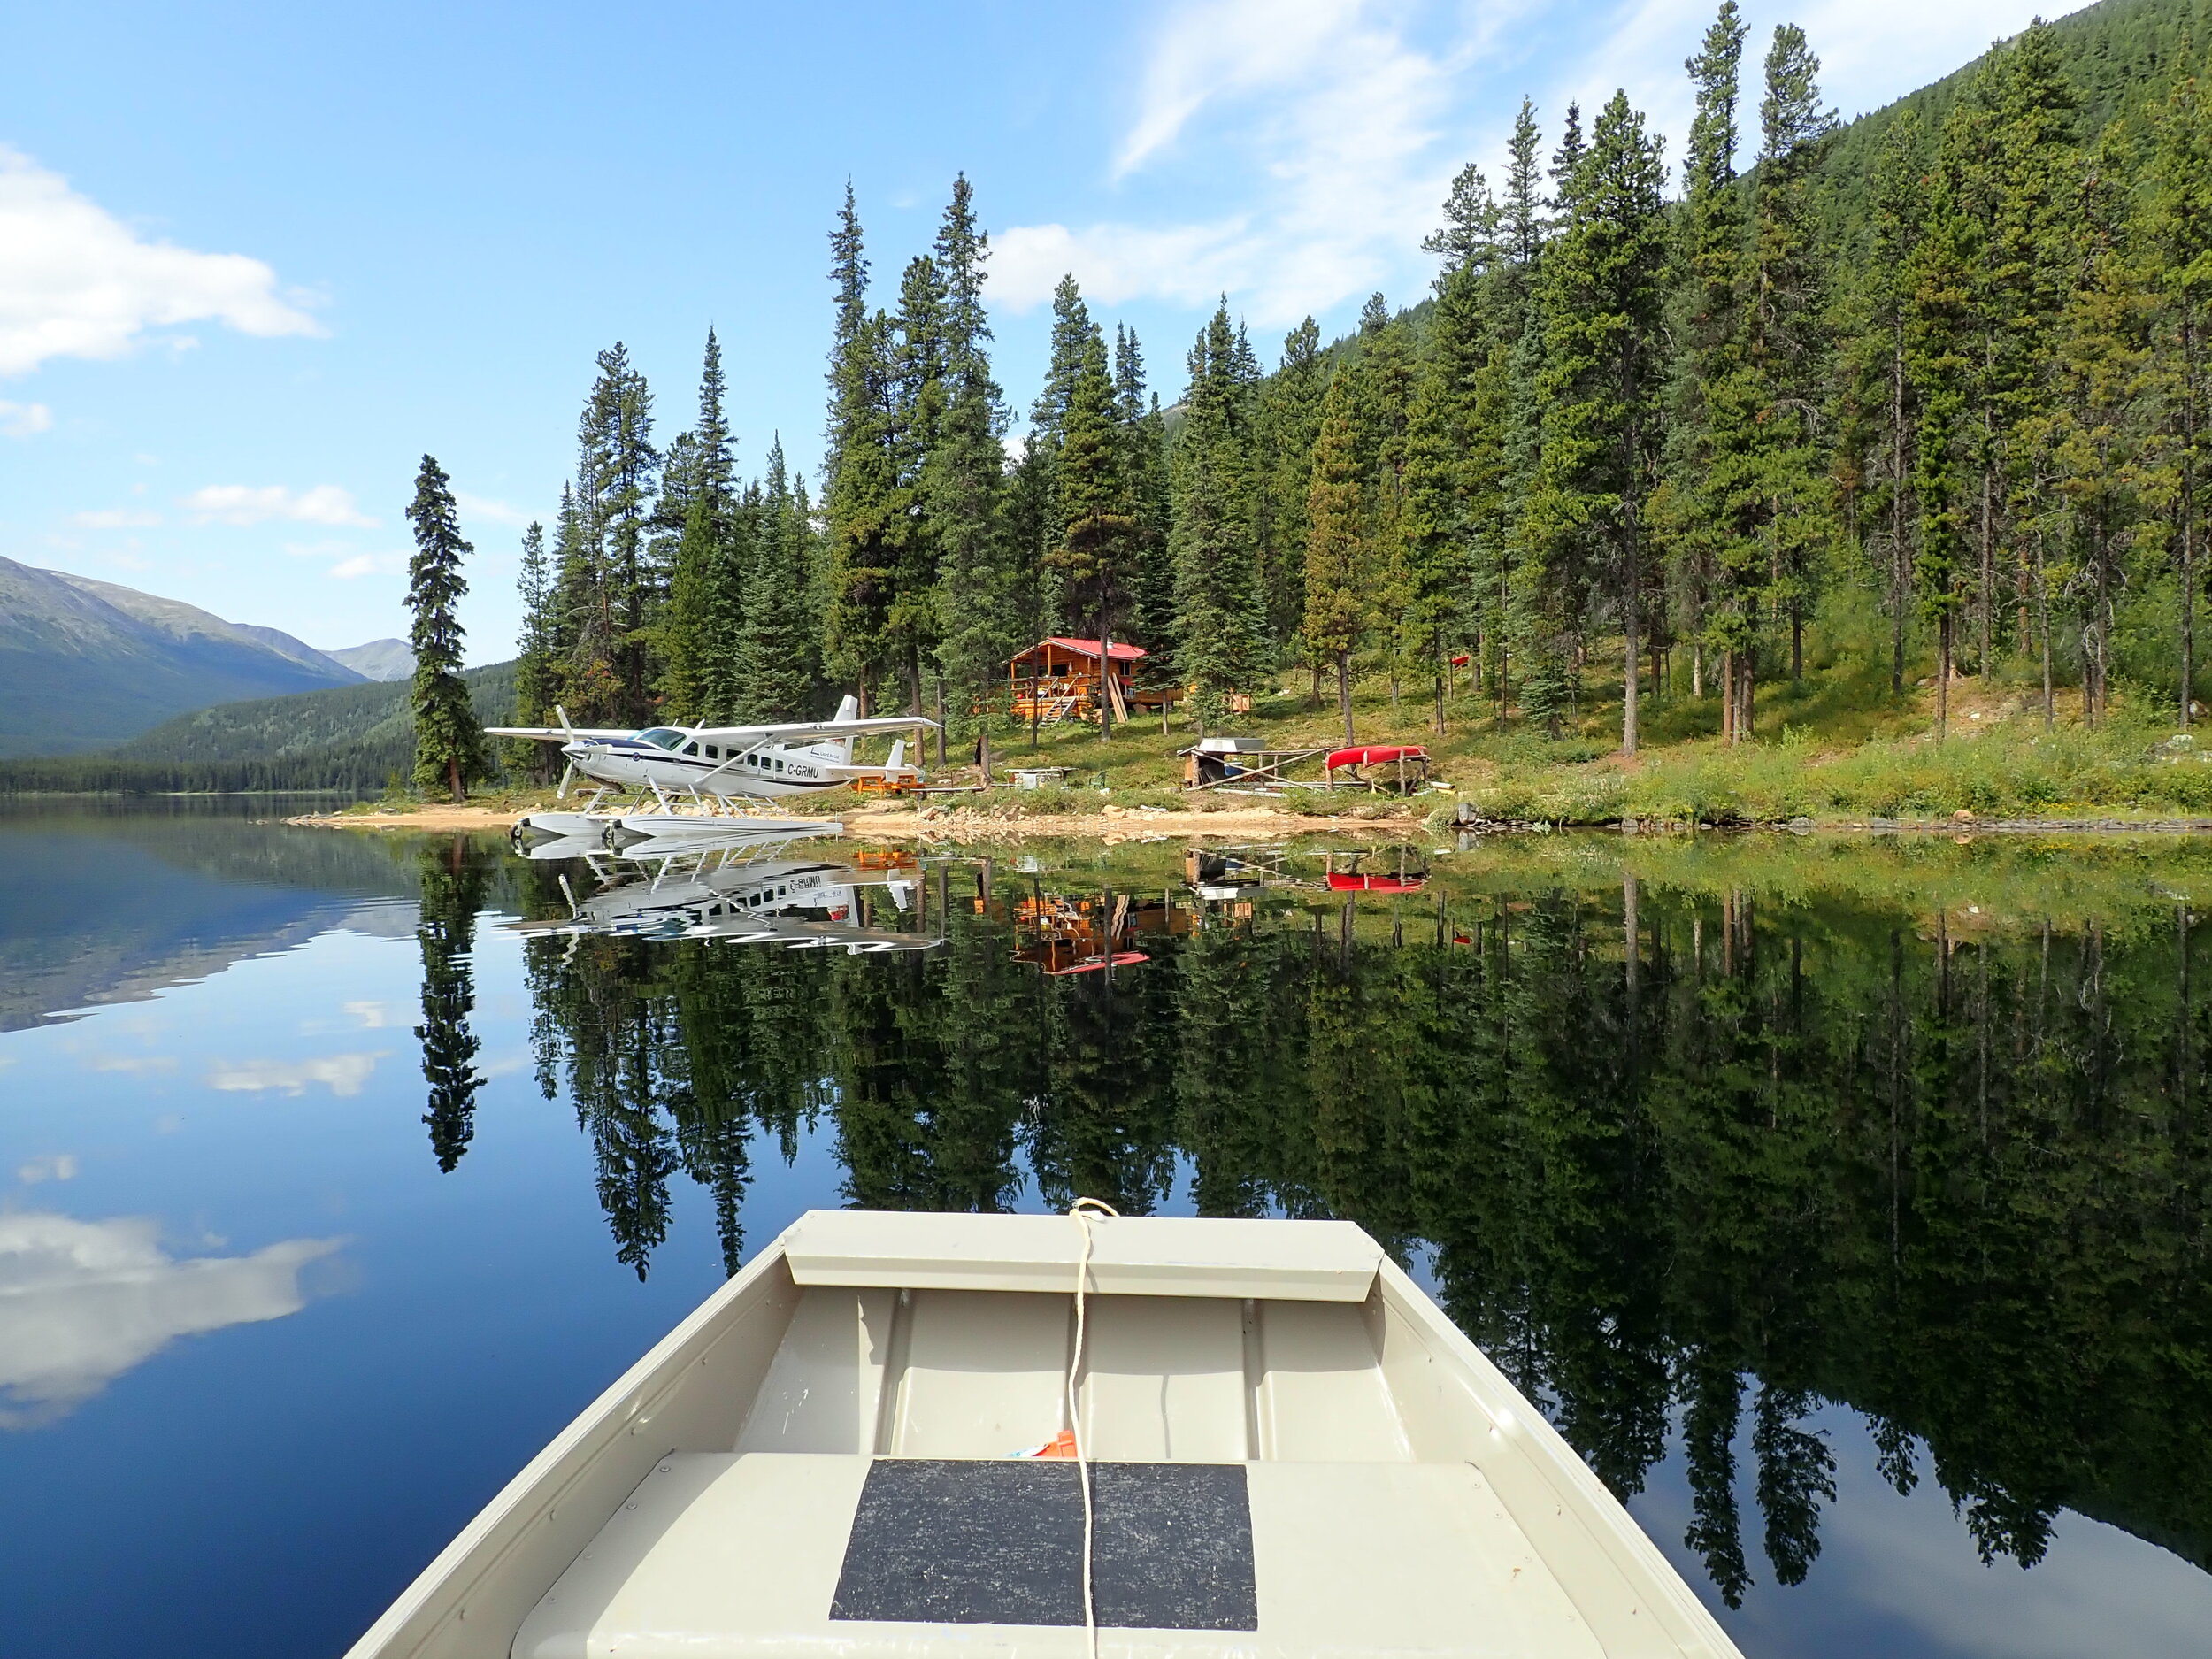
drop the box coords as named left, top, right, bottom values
left=705, top=746, right=719, bottom=759
left=774, top=758, right=785, bottom=772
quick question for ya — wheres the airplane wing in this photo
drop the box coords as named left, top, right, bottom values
left=484, top=725, right=635, bottom=741
left=687, top=714, right=941, bottom=742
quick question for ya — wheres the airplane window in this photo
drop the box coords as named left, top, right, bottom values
left=634, top=728, right=685, bottom=751
left=774, top=758, right=785, bottom=772
left=682, top=741, right=700, bottom=756
left=705, top=746, right=719, bottom=759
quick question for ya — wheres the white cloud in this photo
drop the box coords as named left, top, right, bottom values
left=16, top=1154, right=78, bottom=1185
left=0, top=1211, right=339, bottom=1427
left=1000, top=0, right=2064, bottom=329
left=0, top=146, right=320, bottom=378
left=342, top=999, right=398, bottom=1029
left=184, top=483, right=374, bottom=528
left=1000, top=0, right=1476, bottom=325
left=72, top=507, right=161, bottom=529
left=205, top=1051, right=382, bottom=1097
left=327, top=549, right=409, bottom=580
left=86, top=1054, right=176, bottom=1073
left=0, top=398, right=50, bottom=435
left=456, top=491, right=532, bottom=527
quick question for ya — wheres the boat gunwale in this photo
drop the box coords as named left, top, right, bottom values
left=341, top=1234, right=803, bottom=1659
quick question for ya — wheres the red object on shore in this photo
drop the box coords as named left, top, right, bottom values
left=1449, top=653, right=1471, bottom=667
left=1325, top=872, right=1426, bottom=893
left=1325, top=744, right=1428, bottom=771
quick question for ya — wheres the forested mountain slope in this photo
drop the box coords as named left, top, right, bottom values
left=0, top=662, right=516, bottom=793
left=0, top=557, right=365, bottom=756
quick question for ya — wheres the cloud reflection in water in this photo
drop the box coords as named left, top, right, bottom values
left=0, top=1212, right=341, bottom=1427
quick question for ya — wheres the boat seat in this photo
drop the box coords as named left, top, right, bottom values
left=511, top=1453, right=1612, bottom=1658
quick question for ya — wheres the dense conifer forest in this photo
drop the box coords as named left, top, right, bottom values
left=503, top=0, right=2212, bottom=763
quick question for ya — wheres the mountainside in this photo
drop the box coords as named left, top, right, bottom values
left=326, top=639, right=414, bottom=680
left=0, top=558, right=367, bottom=757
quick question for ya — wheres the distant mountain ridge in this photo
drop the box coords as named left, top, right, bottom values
left=0, top=557, right=369, bottom=757
left=326, top=639, right=413, bottom=681
left=0, top=660, right=518, bottom=795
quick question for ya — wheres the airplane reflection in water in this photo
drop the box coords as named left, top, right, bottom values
left=511, top=831, right=942, bottom=955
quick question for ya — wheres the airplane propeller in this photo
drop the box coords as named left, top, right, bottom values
left=554, top=705, right=578, bottom=799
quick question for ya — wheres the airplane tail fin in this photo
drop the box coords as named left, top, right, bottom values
left=888, top=739, right=907, bottom=772
left=832, top=695, right=858, bottom=762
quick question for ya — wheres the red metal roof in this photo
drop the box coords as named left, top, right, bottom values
left=1018, top=637, right=1148, bottom=663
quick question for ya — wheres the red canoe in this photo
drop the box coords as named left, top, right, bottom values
left=1325, top=872, right=1427, bottom=893
left=1325, top=745, right=1428, bottom=771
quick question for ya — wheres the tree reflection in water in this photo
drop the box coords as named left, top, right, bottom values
left=422, top=845, right=2212, bottom=1603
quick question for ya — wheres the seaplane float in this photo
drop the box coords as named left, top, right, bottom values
left=343, top=1209, right=1743, bottom=1659
left=488, top=697, right=938, bottom=852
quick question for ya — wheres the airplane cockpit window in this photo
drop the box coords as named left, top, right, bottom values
left=635, top=728, right=686, bottom=751
left=681, top=741, right=700, bottom=756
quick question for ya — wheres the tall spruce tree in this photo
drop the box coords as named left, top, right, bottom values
left=737, top=436, right=821, bottom=721
left=510, top=519, right=559, bottom=780
left=659, top=329, right=749, bottom=722
left=1665, top=3, right=1755, bottom=732
left=1530, top=90, right=1670, bottom=754
left=823, top=187, right=897, bottom=713
left=1254, top=319, right=1325, bottom=646
left=1117, top=326, right=1177, bottom=657
left=1305, top=383, right=1367, bottom=742
left=1172, top=304, right=1270, bottom=728
left=1748, top=23, right=1838, bottom=684
left=575, top=343, right=661, bottom=722
left=1867, top=110, right=1928, bottom=695
left=928, top=175, right=1013, bottom=749
left=1051, top=328, right=1133, bottom=737
left=404, top=454, right=487, bottom=800
left=2143, top=68, right=2212, bottom=724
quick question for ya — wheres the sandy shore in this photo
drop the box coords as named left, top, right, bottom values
left=281, top=803, right=1422, bottom=840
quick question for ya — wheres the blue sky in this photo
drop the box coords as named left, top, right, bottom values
left=3, top=0, right=2076, bottom=662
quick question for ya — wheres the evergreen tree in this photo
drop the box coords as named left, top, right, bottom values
left=1014, top=276, right=1099, bottom=638
left=1748, top=23, right=1838, bottom=684
left=509, top=519, right=559, bottom=780
left=737, top=436, right=821, bottom=721
left=1529, top=90, right=1670, bottom=754
left=575, top=343, right=661, bottom=722
left=659, top=329, right=749, bottom=722
left=1117, top=326, right=1177, bottom=657
left=928, top=175, right=1014, bottom=749
left=1172, top=304, right=1271, bottom=727
left=2139, top=69, right=2212, bottom=724
left=1050, top=327, right=1133, bottom=737
left=1908, top=95, right=1985, bottom=737
left=1866, top=110, right=1928, bottom=695
left=1664, top=3, right=1755, bottom=731
left=1305, top=384, right=1367, bottom=742
left=404, top=454, right=487, bottom=799
left=823, top=186, right=897, bottom=713
left=1254, top=319, right=1325, bottom=646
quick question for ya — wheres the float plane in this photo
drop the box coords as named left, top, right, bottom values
left=488, top=696, right=935, bottom=804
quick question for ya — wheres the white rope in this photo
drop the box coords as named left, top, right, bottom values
left=1067, top=1197, right=1118, bottom=1659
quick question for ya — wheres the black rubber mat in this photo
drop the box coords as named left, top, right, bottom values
left=829, top=1458, right=1257, bottom=1630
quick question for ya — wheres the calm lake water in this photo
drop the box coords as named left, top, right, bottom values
left=2, top=800, right=2209, bottom=1658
